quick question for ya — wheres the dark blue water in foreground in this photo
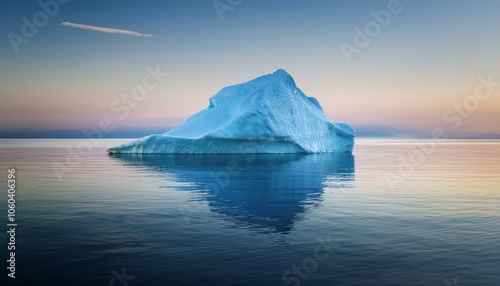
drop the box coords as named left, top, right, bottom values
left=0, top=139, right=499, bottom=285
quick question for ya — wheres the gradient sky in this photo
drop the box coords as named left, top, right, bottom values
left=1, top=0, right=499, bottom=138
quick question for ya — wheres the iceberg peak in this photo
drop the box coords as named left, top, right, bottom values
left=272, top=68, right=293, bottom=79
left=108, top=70, right=355, bottom=154
left=270, top=69, right=296, bottom=88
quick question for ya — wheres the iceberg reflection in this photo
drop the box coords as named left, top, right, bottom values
left=110, top=153, right=355, bottom=233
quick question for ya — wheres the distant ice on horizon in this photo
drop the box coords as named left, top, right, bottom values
left=108, top=69, right=355, bottom=154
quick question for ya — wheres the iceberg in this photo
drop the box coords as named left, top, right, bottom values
left=107, top=69, right=354, bottom=154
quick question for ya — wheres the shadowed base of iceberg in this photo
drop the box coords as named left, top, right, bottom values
left=107, top=133, right=354, bottom=154
left=108, top=152, right=355, bottom=233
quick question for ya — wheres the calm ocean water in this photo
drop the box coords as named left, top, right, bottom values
left=0, top=139, right=499, bottom=285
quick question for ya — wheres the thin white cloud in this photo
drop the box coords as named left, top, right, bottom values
left=60, top=22, right=153, bottom=38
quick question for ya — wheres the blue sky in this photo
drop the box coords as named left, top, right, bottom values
left=1, top=0, right=500, bottom=138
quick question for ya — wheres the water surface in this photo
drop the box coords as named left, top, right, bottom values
left=0, top=139, right=499, bottom=285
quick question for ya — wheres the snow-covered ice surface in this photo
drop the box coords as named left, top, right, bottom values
left=108, top=69, right=355, bottom=154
